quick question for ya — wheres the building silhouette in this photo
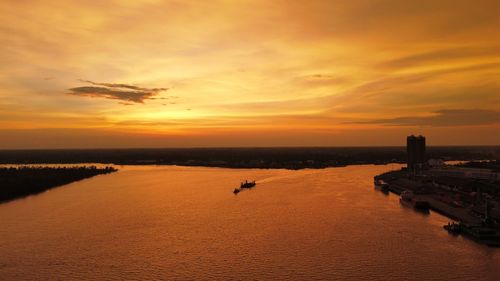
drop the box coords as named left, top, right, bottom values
left=407, top=135, right=426, bottom=172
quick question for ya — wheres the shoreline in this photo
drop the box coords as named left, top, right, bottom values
left=0, top=166, right=117, bottom=204
left=374, top=166, right=500, bottom=246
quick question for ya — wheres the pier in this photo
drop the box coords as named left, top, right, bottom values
left=373, top=136, right=500, bottom=246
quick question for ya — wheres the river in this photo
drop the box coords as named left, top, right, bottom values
left=0, top=164, right=498, bottom=280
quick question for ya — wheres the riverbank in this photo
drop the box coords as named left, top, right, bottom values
left=0, top=166, right=117, bottom=203
left=374, top=167, right=500, bottom=246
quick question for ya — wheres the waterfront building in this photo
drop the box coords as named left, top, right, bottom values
left=407, top=135, right=426, bottom=172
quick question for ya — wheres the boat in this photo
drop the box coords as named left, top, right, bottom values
left=374, top=179, right=389, bottom=193
left=400, top=190, right=429, bottom=211
left=443, top=222, right=462, bottom=234
left=232, top=180, right=256, bottom=194
left=240, top=180, right=256, bottom=189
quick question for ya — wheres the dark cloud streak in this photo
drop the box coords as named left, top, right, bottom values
left=380, top=46, right=500, bottom=69
left=352, top=109, right=500, bottom=127
left=68, top=80, right=168, bottom=104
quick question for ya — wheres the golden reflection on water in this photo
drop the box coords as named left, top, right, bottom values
left=0, top=165, right=499, bottom=280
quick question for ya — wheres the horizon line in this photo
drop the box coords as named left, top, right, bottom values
left=1, top=144, right=499, bottom=151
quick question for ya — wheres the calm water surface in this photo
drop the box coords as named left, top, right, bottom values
left=0, top=165, right=499, bottom=280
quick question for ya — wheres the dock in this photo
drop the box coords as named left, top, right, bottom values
left=414, top=195, right=480, bottom=224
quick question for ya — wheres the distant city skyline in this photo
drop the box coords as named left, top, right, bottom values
left=1, top=0, right=499, bottom=148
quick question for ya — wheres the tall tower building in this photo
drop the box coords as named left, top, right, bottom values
left=407, top=135, right=426, bottom=172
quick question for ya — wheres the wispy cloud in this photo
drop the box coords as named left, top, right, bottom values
left=295, top=74, right=350, bottom=87
left=68, top=80, right=168, bottom=104
left=379, top=46, right=500, bottom=69
left=353, top=109, right=500, bottom=127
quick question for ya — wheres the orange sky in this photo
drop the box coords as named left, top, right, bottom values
left=0, top=0, right=499, bottom=148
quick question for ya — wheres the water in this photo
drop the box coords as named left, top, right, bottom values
left=0, top=165, right=499, bottom=280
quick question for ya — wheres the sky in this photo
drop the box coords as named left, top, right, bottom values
left=0, top=0, right=499, bottom=148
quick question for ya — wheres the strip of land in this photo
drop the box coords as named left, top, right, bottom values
left=0, top=146, right=498, bottom=169
left=0, top=166, right=117, bottom=203
left=374, top=160, right=500, bottom=246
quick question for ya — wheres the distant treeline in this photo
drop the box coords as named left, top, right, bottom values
left=456, top=160, right=500, bottom=172
left=0, top=146, right=498, bottom=169
left=0, top=166, right=117, bottom=203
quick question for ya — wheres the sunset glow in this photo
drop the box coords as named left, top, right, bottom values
left=1, top=0, right=499, bottom=147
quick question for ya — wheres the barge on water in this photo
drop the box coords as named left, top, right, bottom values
left=400, top=190, right=430, bottom=211
left=233, top=180, right=256, bottom=194
left=240, top=180, right=256, bottom=188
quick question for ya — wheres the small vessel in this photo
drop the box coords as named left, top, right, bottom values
left=240, top=180, right=256, bottom=189
left=374, top=179, right=389, bottom=193
left=400, top=190, right=413, bottom=202
left=232, top=180, right=255, bottom=194
left=444, top=222, right=462, bottom=234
